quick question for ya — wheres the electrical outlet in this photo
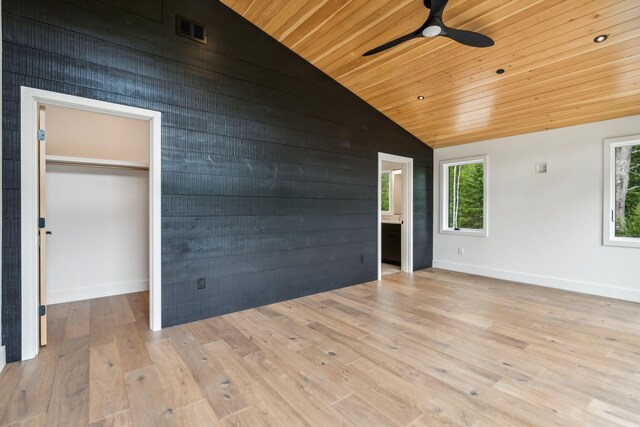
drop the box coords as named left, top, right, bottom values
left=197, top=277, right=206, bottom=289
left=535, top=162, right=548, bottom=174
left=458, top=247, right=464, bottom=256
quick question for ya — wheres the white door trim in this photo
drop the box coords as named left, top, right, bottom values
left=20, top=87, right=162, bottom=361
left=378, top=152, right=414, bottom=280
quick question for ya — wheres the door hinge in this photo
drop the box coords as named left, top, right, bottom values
left=38, top=129, right=45, bottom=141
left=39, top=305, right=46, bottom=316
left=38, top=217, right=46, bottom=229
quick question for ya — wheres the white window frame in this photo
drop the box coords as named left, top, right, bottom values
left=440, top=155, right=489, bottom=237
left=380, top=170, right=394, bottom=215
left=603, top=135, right=640, bottom=248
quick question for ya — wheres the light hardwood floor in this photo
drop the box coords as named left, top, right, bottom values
left=1, top=269, right=639, bottom=426
left=381, top=263, right=401, bottom=276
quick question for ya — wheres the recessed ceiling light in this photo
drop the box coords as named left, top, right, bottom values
left=594, top=34, right=608, bottom=43
left=417, top=95, right=425, bottom=100
left=496, top=68, right=505, bottom=75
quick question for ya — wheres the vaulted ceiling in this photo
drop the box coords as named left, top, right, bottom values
left=220, top=0, right=640, bottom=148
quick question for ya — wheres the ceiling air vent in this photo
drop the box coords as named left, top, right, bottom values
left=176, top=15, right=208, bottom=44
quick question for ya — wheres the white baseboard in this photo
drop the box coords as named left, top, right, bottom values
left=47, top=280, right=149, bottom=305
left=432, top=260, right=640, bottom=303
left=0, top=346, right=6, bottom=374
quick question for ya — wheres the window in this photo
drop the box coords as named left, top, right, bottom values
left=603, top=136, right=640, bottom=248
left=380, top=171, right=392, bottom=214
left=440, top=155, right=488, bottom=236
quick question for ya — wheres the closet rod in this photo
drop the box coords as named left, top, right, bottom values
left=46, top=155, right=149, bottom=171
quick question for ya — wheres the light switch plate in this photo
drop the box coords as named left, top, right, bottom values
left=535, top=162, right=548, bottom=174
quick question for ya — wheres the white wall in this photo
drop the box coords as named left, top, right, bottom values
left=381, top=160, right=403, bottom=216
left=393, top=173, right=403, bottom=216
left=46, top=105, right=149, bottom=163
left=46, top=165, right=149, bottom=304
left=433, top=114, right=640, bottom=302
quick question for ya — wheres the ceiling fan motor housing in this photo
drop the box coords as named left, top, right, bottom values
left=422, top=25, right=442, bottom=37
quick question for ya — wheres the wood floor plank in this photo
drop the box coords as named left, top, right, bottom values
left=89, top=342, right=128, bottom=422
left=586, top=399, right=640, bottom=427
left=205, top=317, right=260, bottom=357
left=240, top=350, right=352, bottom=426
left=288, top=300, right=369, bottom=339
left=114, top=323, right=153, bottom=373
left=1, top=317, right=67, bottom=425
left=146, top=339, right=204, bottom=409
left=88, top=409, right=134, bottom=427
left=1, top=414, right=47, bottom=427
left=225, top=317, right=351, bottom=405
left=109, top=295, right=136, bottom=326
left=186, top=320, right=220, bottom=345
left=221, top=406, right=273, bottom=427
left=0, top=364, right=25, bottom=422
left=45, top=335, right=90, bottom=427
left=203, top=340, right=308, bottom=427
left=166, top=326, right=248, bottom=419
left=173, top=400, right=222, bottom=427
left=64, top=300, right=91, bottom=340
left=228, top=310, right=311, bottom=352
left=409, top=413, right=457, bottom=427
left=297, top=344, right=424, bottom=426
left=124, top=366, right=178, bottom=427
left=125, top=292, right=148, bottom=324
left=269, top=315, right=361, bottom=365
left=333, top=394, right=401, bottom=427
left=90, top=298, right=116, bottom=348
left=47, top=302, right=70, bottom=320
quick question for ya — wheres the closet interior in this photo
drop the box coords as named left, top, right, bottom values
left=42, top=105, right=150, bottom=314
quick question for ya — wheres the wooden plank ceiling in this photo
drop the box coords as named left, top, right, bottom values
left=220, top=0, right=640, bottom=148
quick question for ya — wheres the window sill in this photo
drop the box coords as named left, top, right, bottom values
left=603, top=238, right=640, bottom=249
left=440, top=228, right=488, bottom=237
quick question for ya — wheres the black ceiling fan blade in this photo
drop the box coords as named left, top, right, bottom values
left=444, top=27, right=494, bottom=48
left=429, top=0, right=449, bottom=18
left=363, top=33, right=418, bottom=56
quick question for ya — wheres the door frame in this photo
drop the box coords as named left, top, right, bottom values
left=378, top=152, right=414, bottom=280
left=20, top=87, right=162, bottom=360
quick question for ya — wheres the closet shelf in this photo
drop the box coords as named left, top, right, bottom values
left=46, top=155, right=149, bottom=170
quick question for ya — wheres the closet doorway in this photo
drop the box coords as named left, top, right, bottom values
left=20, top=88, right=162, bottom=361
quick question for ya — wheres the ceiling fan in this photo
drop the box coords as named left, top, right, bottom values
left=363, top=0, right=494, bottom=56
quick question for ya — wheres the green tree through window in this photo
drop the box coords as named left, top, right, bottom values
left=380, top=172, right=391, bottom=212
left=447, top=162, right=484, bottom=230
left=615, top=144, right=640, bottom=238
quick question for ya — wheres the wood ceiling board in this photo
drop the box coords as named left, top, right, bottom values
left=381, top=39, right=640, bottom=115
left=433, top=101, right=640, bottom=147
left=223, top=0, right=640, bottom=147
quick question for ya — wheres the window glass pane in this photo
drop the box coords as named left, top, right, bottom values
left=615, top=144, right=640, bottom=238
left=380, top=172, right=390, bottom=212
left=447, top=162, right=484, bottom=230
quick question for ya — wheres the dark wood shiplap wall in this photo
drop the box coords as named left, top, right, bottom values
left=1, top=0, right=433, bottom=362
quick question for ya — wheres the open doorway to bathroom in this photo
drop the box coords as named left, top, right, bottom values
left=378, top=153, right=413, bottom=279
left=380, top=163, right=402, bottom=276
